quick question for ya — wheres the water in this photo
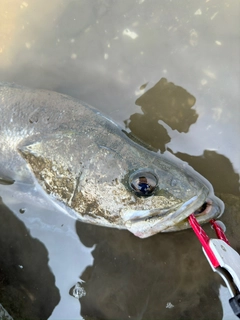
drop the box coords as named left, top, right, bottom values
left=0, top=0, right=239, bottom=319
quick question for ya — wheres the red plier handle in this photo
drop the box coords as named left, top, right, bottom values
left=188, top=214, right=240, bottom=318
left=188, top=214, right=229, bottom=267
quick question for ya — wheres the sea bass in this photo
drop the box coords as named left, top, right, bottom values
left=0, top=83, right=224, bottom=238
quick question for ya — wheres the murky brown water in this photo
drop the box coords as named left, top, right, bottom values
left=0, top=0, right=239, bottom=319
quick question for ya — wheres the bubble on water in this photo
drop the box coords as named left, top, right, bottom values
left=123, top=29, right=138, bottom=39
left=72, top=282, right=86, bottom=299
left=166, top=302, right=174, bottom=308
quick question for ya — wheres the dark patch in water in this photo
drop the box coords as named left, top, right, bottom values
left=0, top=197, right=60, bottom=320
left=75, top=221, right=223, bottom=320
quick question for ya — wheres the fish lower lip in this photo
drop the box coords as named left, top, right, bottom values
left=121, top=193, right=208, bottom=238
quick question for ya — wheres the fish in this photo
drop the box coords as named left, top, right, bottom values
left=0, top=83, right=224, bottom=238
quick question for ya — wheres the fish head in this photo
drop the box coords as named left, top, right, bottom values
left=19, top=129, right=224, bottom=238
left=120, top=164, right=223, bottom=238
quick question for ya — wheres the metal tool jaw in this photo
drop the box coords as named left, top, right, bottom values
left=188, top=214, right=240, bottom=318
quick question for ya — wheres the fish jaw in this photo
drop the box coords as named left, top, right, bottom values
left=120, top=190, right=223, bottom=238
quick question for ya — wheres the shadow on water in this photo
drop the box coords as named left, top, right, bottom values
left=0, top=197, right=60, bottom=320
left=124, top=78, right=198, bottom=153
left=76, top=221, right=223, bottom=320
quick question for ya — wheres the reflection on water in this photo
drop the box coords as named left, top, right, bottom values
left=0, top=197, right=60, bottom=320
left=124, top=78, right=198, bottom=153
left=76, top=221, right=223, bottom=320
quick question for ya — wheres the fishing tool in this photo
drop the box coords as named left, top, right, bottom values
left=188, top=214, right=240, bottom=318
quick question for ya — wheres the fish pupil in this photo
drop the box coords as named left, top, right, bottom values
left=129, top=169, right=158, bottom=197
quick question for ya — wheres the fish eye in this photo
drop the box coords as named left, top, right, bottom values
left=129, top=169, right=158, bottom=197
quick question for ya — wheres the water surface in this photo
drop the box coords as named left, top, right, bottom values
left=0, top=1, right=239, bottom=319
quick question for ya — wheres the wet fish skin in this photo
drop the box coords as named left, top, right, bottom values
left=0, top=83, right=224, bottom=238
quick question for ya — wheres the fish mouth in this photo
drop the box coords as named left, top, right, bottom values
left=121, top=191, right=224, bottom=238
left=162, top=197, right=224, bottom=232
left=194, top=197, right=223, bottom=220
